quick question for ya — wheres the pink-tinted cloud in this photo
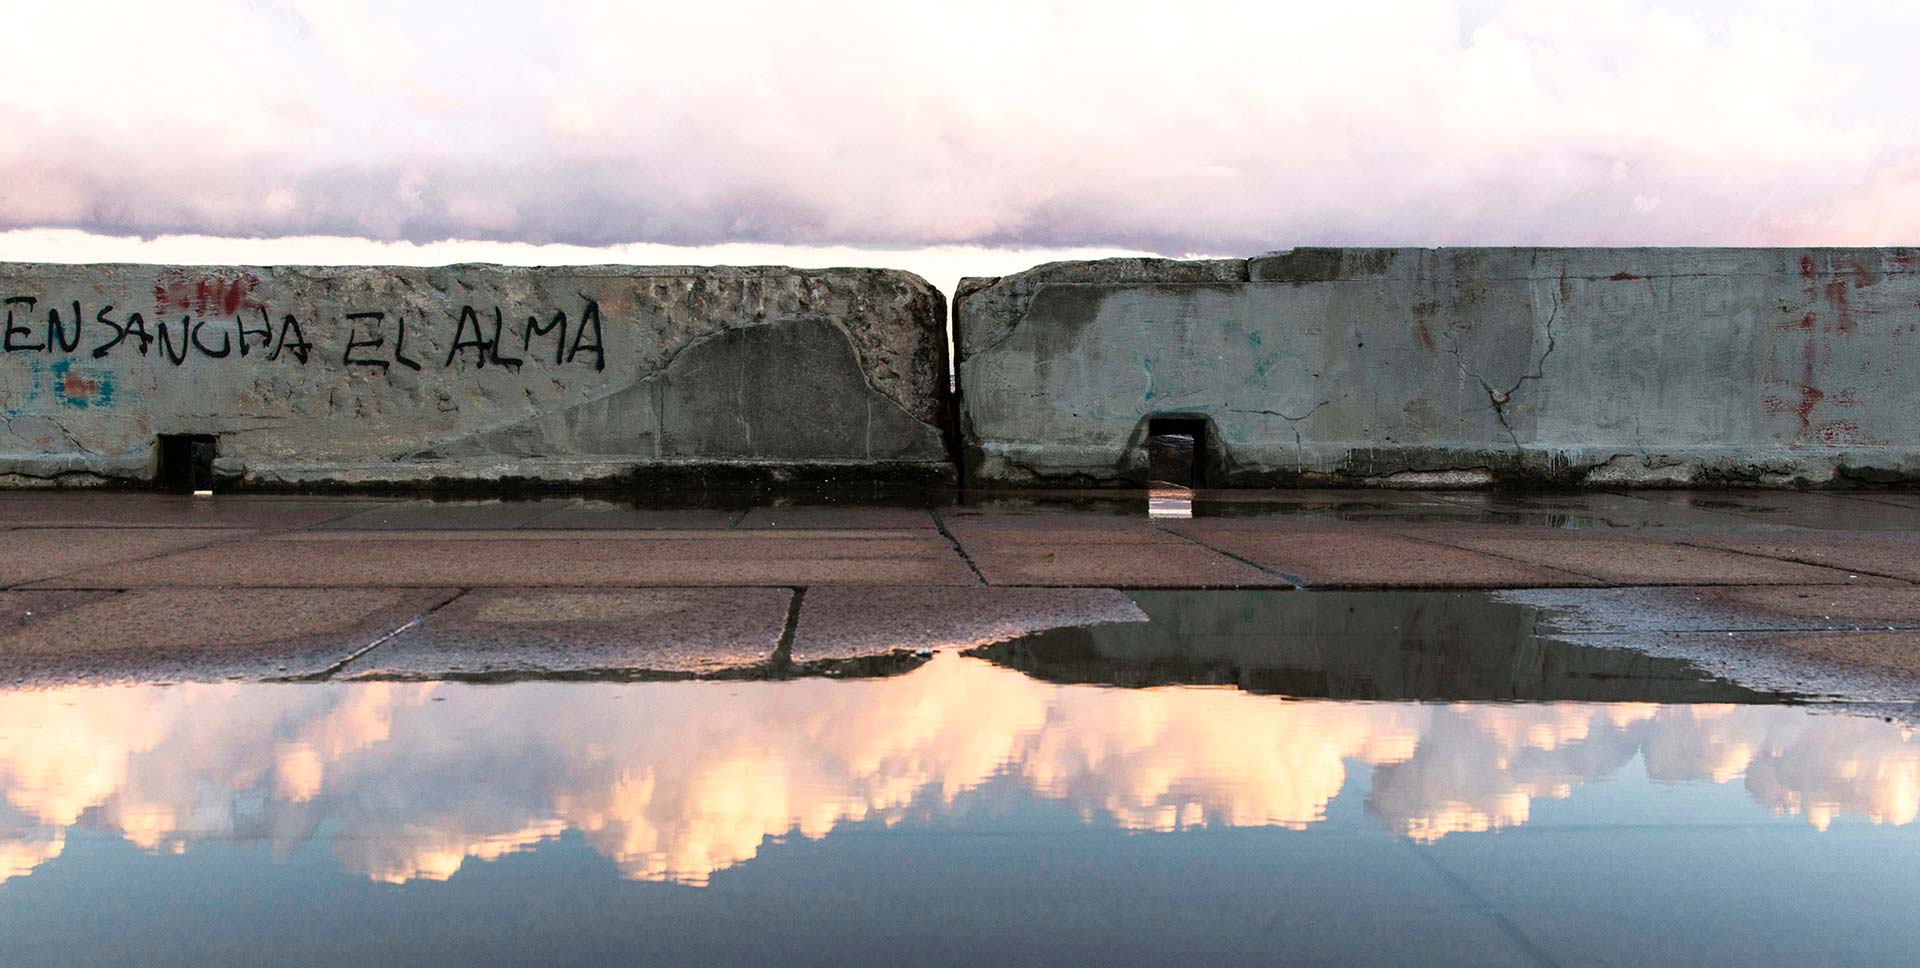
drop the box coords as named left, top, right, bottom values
left=2, top=0, right=1917, bottom=254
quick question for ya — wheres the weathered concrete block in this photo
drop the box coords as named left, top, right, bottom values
left=955, top=247, right=1920, bottom=488
left=0, top=264, right=951, bottom=487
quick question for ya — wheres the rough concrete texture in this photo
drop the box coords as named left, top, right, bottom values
left=0, top=587, right=456, bottom=685
left=955, top=248, right=1920, bottom=488
left=1413, top=528, right=1883, bottom=586
left=0, top=527, right=256, bottom=584
left=0, top=490, right=1914, bottom=695
left=788, top=586, right=1146, bottom=661
left=38, top=535, right=982, bottom=588
left=1178, top=529, right=1600, bottom=588
left=0, top=263, right=950, bottom=487
left=1502, top=585, right=1920, bottom=633
left=346, top=587, right=793, bottom=679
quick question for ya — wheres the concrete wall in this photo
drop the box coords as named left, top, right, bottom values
left=0, top=264, right=951, bottom=487
left=955, top=248, right=1920, bottom=487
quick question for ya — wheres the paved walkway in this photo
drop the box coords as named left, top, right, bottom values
left=2, top=489, right=1919, bottom=690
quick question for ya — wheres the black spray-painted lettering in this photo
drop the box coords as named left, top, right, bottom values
left=47, top=302, right=82, bottom=354
left=343, top=311, right=421, bottom=372
left=190, top=320, right=232, bottom=358
left=237, top=308, right=274, bottom=357
left=569, top=299, right=605, bottom=371
left=91, top=306, right=124, bottom=359
left=156, top=317, right=192, bottom=366
left=268, top=314, right=313, bottom=364
left=6, top=293, right=602, bottom=375
left=4, top=297, right=43, bottom=352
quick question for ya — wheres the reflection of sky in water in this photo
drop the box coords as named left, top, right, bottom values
left=2, top=654, right=1915, bottom=890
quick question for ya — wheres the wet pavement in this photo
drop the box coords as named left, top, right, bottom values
left=3, top=489, right=1920, bottom=965
left=2, top=489, right=1919, bottom=690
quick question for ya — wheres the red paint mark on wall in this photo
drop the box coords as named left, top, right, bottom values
left=62, top=372, right=98, bottom=397
left=1794, top=340, right=1824, bottom=431
left=1850, top=261, right=1878, bottom=289
left=1794, top=383, right=1825, bottom=429
left=1895, top=250, right=1914, bottom=270
left=1799, top=255, right=1819, bottom=280
left=1812, top=421, right=1863, bottom=447
left=1608, top=271, right=1642, bottom=281
left=152, top=269, right=264, bottom=317
left=1410, top=300, right=1439, bottom=351
left=1823, top=281, right=1854, bottom=332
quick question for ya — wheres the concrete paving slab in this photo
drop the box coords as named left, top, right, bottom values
left=946, top=526, right=1196, bottom=547
left=1416, top=530, right=1880, bottom=585
left=734, top=506, right=936, bottom=529
left=1182, top=488, right=1456, bottom=506
left=1555, top=628, right=1920, bottom=700
left=0, top=528, right=256, bottom=586
left=265, top=528, right=931, bottom=542
left=965, top=542, right=1288, bottom=588
left=1498, top=585, right=1920, bottom=633
left=1176, top=494, right=1607, bottom=527
left=1162, top=516, right=1387, bottom=535
left=1181, top=531, right=1597, bottom=588
left=0, top=587, right=455, bottom=685
left=788, top=586, right=1147, bottom=662
left=1626, top=491, right=1920, bottom=531
left=1423, top=491, right=1756, bottom=529
left=346, top=587, right=792, bottom=678
left=1842, top=493, right=1920, bottom=511
left=1717, top=629, right=1920, bottom=677
left=0, top=494, right=377, bottom=529
left=937, top=509, right=1167, bottom=532
left=44, top=538, right=981, bottom=587
left=258, top=532, right=956, bottom=557
left=0, top=589, right=118, bottom=633
left=1678, top=532, right=1920, bottom=582
left=314, top=499, right=564, bottom=530
left=523, top=500, right=741, bottom=530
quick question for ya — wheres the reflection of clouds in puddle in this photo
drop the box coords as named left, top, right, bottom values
left=0, top=657, right=1915, bottom=887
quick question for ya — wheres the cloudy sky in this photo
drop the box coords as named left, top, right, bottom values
left=2, top=0, right=1916, bottom=289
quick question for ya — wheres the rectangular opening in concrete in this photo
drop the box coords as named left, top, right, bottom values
left=1146, top=418, right=1206, bottom=488
left=156, top=434, right=217, bottom=492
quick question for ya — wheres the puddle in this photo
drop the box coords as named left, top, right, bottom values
left=970, top=590, right=1788, bottom=703
left=3, top=594, right=1919, bottom=966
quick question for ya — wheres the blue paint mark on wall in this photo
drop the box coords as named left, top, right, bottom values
left=47, top=358, right=114, bottom=409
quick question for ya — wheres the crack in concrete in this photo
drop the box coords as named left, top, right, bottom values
left=1226, top=400, right=1330, bottom=423
left=1444, top=288, right=1560, bottom=458
left=1228, top=399, right=1333, bottom=465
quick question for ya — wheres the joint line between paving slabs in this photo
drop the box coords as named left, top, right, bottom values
left=1390, top=530, right=1615, bottom=585
left=1667, top=539, right=1918, bottom=586
left=772, top=586, right=807, bottom=671
left=1833, top=492, right=1920, bottom=512
left=16, top=525, right=281, bottom=590
left=296, top=588, right=470, bottom=681
left=1155, top=526, right=1305, bottom=587
left=930, top=511, right=989, bottom=585
left=1608, top=490, right=1754, bottom=524
left=1407, top=846, right=1564, bottom=968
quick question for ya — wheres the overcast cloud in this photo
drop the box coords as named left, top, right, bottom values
left=3, top=0, right=1918, bottom=259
